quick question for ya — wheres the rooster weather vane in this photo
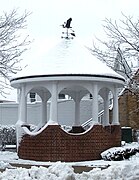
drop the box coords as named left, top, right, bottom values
left=61, top=18, right=76, bottom=39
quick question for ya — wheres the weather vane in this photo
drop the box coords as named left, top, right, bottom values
left=61, top=18, right=76, bottom=39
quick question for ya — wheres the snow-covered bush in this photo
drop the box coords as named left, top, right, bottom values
left=132, top=129, right=139, bottom=142
left=0, top=125, right=16, bottom=147
left=101, top=143, right=139, bottom=161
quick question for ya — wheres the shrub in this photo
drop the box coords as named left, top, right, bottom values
left=0, top=125, right=16, bottom=146
left=101, top=143, right=139, bottom=161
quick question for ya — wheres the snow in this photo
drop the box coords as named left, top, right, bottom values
left=22, top=120, right=58, bottom=136
left=11, top=39, right=125, bottom=82
left=0, top=143, right=139, bottom=179
left=101, top=142, right=139, bottom=161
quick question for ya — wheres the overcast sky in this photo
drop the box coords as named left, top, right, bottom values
left=1, top=0, right=139, bottom=100
left=1, top=0, right=139, bottom=63
left=1, top=1, right=139, bottom=46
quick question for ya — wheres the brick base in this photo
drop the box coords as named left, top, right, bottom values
left=18, top=125, right=121, bottom=162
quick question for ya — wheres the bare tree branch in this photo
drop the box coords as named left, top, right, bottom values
left=89, top=13, right=139, bottom=91
left=0, top=9, right=31, bottom=97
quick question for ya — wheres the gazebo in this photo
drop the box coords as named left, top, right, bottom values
left=10, top=33, right=125, bottom=161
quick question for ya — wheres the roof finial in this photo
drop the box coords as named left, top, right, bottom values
left=61, top=18, right=76, bottom=39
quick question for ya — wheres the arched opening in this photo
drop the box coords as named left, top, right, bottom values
left=26, top=86, right=51, bottom=131
left=58, top=84, right=91, bottom=133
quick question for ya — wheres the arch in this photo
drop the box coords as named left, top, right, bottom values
left=25, top=86, right=51, bottom=131
left=58, top=81, right=92, bottom=97
left=59, top=84, right=90, bottom=100
left=58, top=84, right=91, bottom=132
left=28, top=86, right=51, bottom=101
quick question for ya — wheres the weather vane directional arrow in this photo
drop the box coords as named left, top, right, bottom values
left=61, top=18, right=76, bottom=39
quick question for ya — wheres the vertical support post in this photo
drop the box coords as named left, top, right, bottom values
left=41, top=100, right=47, bottom=125
left=92, top=84, right=98, bottom=124
left=17, top=88, right=21, bottom=121
left=112, top=88, right=119, bottom=125
left=16, top=85, right=27, bottom=150
left=74, top=92, right=80, bottom=126
left=103, top=96, right=109, bottom=126
left=18, top=85, right=27, bottom=124
left=49, top=82, right=58, bottom=124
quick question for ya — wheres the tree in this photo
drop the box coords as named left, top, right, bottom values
left=0, top=9, right=31, bottom=97
left=88, top=13, right=139, bottom=88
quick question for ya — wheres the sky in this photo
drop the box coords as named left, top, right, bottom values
left=1, top=0, right=139, bottom=56
left=1, top=0, right=139, bottom=100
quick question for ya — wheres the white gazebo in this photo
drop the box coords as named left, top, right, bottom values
left=10, top=38, right=125, bottom=153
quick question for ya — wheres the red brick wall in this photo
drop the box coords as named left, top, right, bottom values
left=119, top=89, right=139, bottom=129
left=18, top=125, right=121, bottom=162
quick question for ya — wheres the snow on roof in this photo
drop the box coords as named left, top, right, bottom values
left=11, top=39, right=125, bottom=82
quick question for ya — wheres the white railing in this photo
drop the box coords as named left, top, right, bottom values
left=82, top=110, right=104, bottom=129
left=82, top=103, right=113, bottom=129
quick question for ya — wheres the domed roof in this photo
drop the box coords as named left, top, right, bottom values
left=11, top=39, right=125, bottom=85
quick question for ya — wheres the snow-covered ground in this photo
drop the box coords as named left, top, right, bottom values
left=0, top=143, right=139, bottom=179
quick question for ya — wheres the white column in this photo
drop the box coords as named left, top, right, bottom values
left=18, top=85, right=27, bottom=124
left=17, top=89, right=20, bottom=103
left=41, top=100, right=47, bottom=125
left=103, top=96, right=109, bottom=126
left=17, top=89, right=21, bottom=121
left=49, top=82, right=58, bottom=124
left=112, top=88, right=119, bottom=125
left=74, top=93, right=80, bottom=126
left=92, top=84, right=98, bottom=124
left=16, top=85, right=27, bottom=150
